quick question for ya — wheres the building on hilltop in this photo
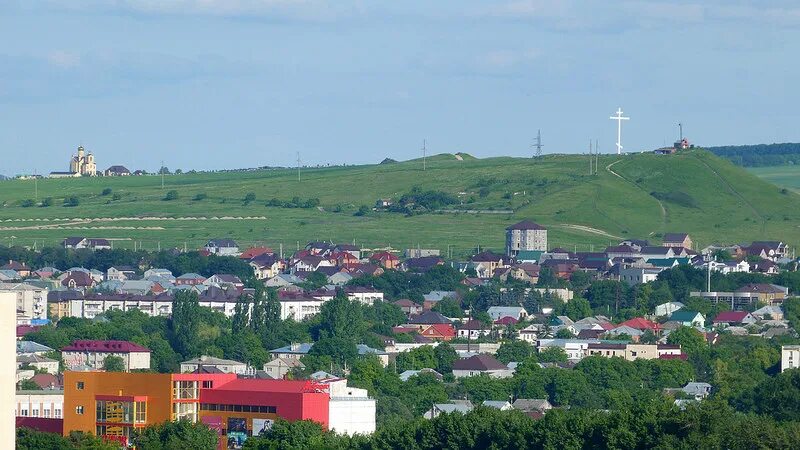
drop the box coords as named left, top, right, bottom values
left=506, top=220, right=547, bottom=257
left=69, top=146, right=97, bottom=176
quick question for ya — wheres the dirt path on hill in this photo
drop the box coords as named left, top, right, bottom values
left=556, top=224, right=623, bottom=240
left=605, top=158, right=668, bottom=231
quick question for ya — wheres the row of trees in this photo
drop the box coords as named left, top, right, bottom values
left=708, top=143, right=800, bottom=167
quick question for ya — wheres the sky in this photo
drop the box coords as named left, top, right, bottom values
left=1, top=0, right=799, bottom=175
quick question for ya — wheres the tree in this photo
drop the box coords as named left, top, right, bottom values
left=17, top=428, right=117, bottom=450
left=132, top=419, right=217, bottom=450
left=317, top=294, right=366, bottom=342
left=555, top=328, right=575, bottom=339
left=169, top=291, right=201, bottom=358
left=432, top=297, right=462, bottom=317
left=102, top=355, right=125, bottom=372
left=538, top=347, right=568, bottom=363
left=163, top=190, right=179, bottom=201
left=496, top=340, right=533, bottom=364
left=666, top=326, right=707, bottom=357
left=434, top=342, right=459, bottom=374
left=63, top=196, right=80, bottom=207
left=18, top=379, right=42, bottom=390
left=396, top=345, right=437, bottom=371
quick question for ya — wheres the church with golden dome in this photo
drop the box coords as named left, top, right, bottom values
left=69, top=146, right=97, bottom=176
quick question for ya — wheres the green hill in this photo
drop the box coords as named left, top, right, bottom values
left=0, top=149, right=798, bottom=255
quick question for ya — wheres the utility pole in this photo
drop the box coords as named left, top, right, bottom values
left=595, top=140, right=599, bottom=174
left=296, top=152, right=301, bottom=182
left=588, top=140, right=593, bottom=175
left=161, top=160, right=165, bottom=189
left=34, top=176, right=38, bottom=201
left=422, top=140, right=427, bottom=171
left=679, top=123, right=683, bottom=141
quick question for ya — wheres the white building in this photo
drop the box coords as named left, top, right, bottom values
left=655, top=302, right=685, bottom=317
left=17, top=355, right=59, bottom=374
left=180, top=355, right=248, bottom=374
left=506, top=220, right=548, bottom=256
left=313, top=376, right=376, bottom=436
left=343, top=287, right=384, bottom=305
left=781, top=345, right=800, bottom=372
left=61, top=340, right=151, bottom=371
left=0, top=283, right=48, bottom=321
left=16, top=390, right=64, bottom=419
left=536, top=339, right=593, bottom=361
left=67, top=294, right=173, bottom=319
left=619, top=267, right=663, bottom=286
left=279, top=297, right=325, bottom=321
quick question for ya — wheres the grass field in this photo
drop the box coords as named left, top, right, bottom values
left=0, top=150, right=798, bottom=256
left=748, top=166, right=800, bottom=193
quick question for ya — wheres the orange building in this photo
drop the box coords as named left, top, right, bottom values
left=63, top=371, right=330, bottom=447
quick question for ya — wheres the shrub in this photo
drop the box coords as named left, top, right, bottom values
left=244, top=192, right=256, bottom=203
left=101, top=188, right=112, bottom=196
left=41, top=197, right=53, bottom=207
left=112, top=193, right=122, bottom=201
left=354, top=205, right=370, bottom=216
left=63, top=196, right=80, bottom=207
left=193, top=193, right=207, bottom=201
left=20, top=199, right=35, bottom=207
left=163, top=190, right=179, bottom=201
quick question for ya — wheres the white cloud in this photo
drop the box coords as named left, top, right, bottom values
left=46, top=50, right=80, bottom=68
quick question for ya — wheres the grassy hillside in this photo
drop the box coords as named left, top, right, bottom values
left=748, top=166, right=800, bottom=193
left=0, top=150, right=798, bottom=255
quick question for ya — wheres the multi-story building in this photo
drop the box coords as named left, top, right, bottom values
left=782, top=345, right=800, bottom=372
left=505, top=220, right=548, bottom=257
left=62, top=340, right=151, bottom=372
left=180, top=356, right=249, bottom=375
left=0, top=283, right=48, bottom=322
left=16, top=390, right=64, bottom=419
left=62, top=371, right=374, bottom=446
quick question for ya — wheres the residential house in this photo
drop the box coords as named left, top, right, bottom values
left=262, top=357, right=305, bottom=380
left=452, top=354, right=510, bottom=379
left=104, top=165, right=130, bottom=176
left=781, top=345, right=800, bottom=372
left=423, top=290, right=458, bottom=310
left=269, top=343, right=388, bottom=366
left=402, top=256, right=444, bottom=272
left=239, top=247, right=274, bottom=260
left=512, top=399, right=552, bottom=416
left=180, top=355, right=248, bottom=374
left=606, top=325, right=644, bottom=341
left=175, top=273, right=206, bottom=286
left=203, top=238, right=239, bottom=256
left=669, top=311, right=705, bottom=328
left=482, top=400, right=513, bottom=410
left=617, top=317, right=660, bottom=333
left=745, top=241, right=789, bottom=261
left=16, top=390, right=64, bottom=419
left=586, top=343, right=660, bottom=361
left=61, top=340, right=151, bottom=371
left=393, top=299, right=423, bottom=316
left=471, top=251, right=507, bottom=278
left=369, top=252, right=400, bottom=270
left=17, top=354, right=59, bottom=374
left=107, top=266, right=137, bottom=281
left=457, top=320, right=492, bottom=340
left=404, top=249, right=441, bottom=258
left=343, top=286, right=384, bottom=305
left=536, top=339, right=593, bottom=361
left=205, top=274, right=244, bottom=289
left=498, top=263, right=540, bottom=284
left=487, top=306, right=528, bottom=321
left=663, top=233, right=692, bottom=249
left=655, top=301, right=685, bottom=317
left=334, top=244, right=361, bottom=259
left=506, top=220, right=548, bottom=256
left=61, top=237, right=111, bottom=250
left=60, top=271, right=96, bottom=290
left=423, top=401, right=473, bottom=419
left=1, top=260, right=31, bottom=277
left=713, top=311, right=756, bottom=327
left=420, top=324, right=456, bottom=341
left=249, top=254, right=284, bottom=280
left=279, top=296, right=325, bottom=321
left=751, top=259, right=779, bottom=274
left=517, top=324, right=544, bottom=343
left=327, top=271, right=353, bottom=286
left=399, top=368, right=443, bottom=382
left=753, top=305, right=784, bottom=321
left=16, top=341, right=54, bottom=357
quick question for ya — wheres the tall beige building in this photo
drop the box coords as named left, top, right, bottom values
left=506, top=220, right=547, bottom=256
left=69, top=146, right=97, bottom=176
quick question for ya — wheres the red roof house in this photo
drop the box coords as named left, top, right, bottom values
left=420, top=324, right=456, bottom=341
left=618, top=317, right=660, bottom=332
left=712, top=311, right=756, bottom=326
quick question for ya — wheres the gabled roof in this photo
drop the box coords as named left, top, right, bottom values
left=240, top=247, right=274, bottom=260
left=471, top=251, right=505, bottom=263
left=452, top=354, right=507, bottom=371
left=713, top=311, right=752, bottom=323
left=17, top=341, right=54, bottom=354
left=494, top=316, right=518, bottom=325
left=735, top=283, right=787, bottom=294
left=393, top=299, right=418, bottom=308
left=663, top=233, right=689, bottom=242
left=618, top=317, right=659, bottom=331
left=670, top=310, right=703, bottom=322
left=506, top=220, right=546, bottom=231
left=205, top=238, right=238, bottom=248
left=423, top=324, right=456, bottom=338
left=408, top=311, right=452, bottom=324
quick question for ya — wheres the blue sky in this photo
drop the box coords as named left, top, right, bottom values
left=1, top=1, right=799, bottom=175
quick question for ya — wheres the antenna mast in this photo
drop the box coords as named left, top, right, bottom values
left=532, top=129, right=543, bottom=158
left=422, top=140, right=427, bottom=171
left=679, top=122, right=683, bottom=141
left=609, top=108, right=630, bottom=155
left=588, top=140, right=593, bottom=175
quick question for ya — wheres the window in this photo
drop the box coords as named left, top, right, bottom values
left=55, top=408, right=62, bottom=418
left=135, top=401, right=147, bottom=424
left=32, top=409, right=39, bottom=417
left=202, top=380, right=213, bottom=389
left=20, top=408, right=28, bottom=417
left=173, top=381, right=198, bottom=400
left=44, top=409, right=51, bottom=418
left=76, top=406, right=84, bottom=415
left=76, top=381, right=85, bottom=390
